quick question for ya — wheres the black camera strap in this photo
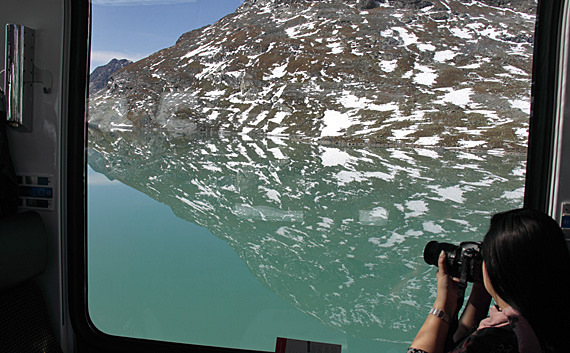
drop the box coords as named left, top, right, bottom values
left=444, top=254, right=469, bottom=351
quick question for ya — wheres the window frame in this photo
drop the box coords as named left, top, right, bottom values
left=65, top=5, right=262, bottom=351
left=65, top=2, right=243, bottom=352
left=524, top=0, right=566, bottom=212
left=65, top=0, right=564, bottom=351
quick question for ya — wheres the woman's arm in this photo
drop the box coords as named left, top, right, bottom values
left=453, top=282, right=491, bottom=342
left=409, top=251, right=459, bottom=353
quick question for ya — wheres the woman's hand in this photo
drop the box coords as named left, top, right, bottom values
left=434, top=251, right=459, bottom=316
left=454, top=280, right=492, bottom=341
left=467, top=281, right=492, bottom=307
left=409, top=251, right=459, bottom=353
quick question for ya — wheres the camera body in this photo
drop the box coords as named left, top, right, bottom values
left=423, top=241, right=483, bottom=283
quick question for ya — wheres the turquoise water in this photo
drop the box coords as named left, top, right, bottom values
left=88, top=171, right=407, bottom=352
left=87, top=129, right=526, bottom=352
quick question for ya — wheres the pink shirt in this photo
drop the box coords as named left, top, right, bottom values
left=477, top=305, right=541, bottom=353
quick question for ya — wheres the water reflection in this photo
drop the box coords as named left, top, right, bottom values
left=88, top=127, right=525, bottom=342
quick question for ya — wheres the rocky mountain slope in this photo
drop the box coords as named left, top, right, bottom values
left=88, top=0, right=536, bottom=151
left=89, top=58, right=133, bottom=96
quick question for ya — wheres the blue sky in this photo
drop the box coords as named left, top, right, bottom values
left=91, top=0, right=244, bottom=71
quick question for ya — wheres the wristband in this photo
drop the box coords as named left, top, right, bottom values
left=429, top=307, right=450, bottom=324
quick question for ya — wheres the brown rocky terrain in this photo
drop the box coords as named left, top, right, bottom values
left=89, top=0, right=536, bottom=152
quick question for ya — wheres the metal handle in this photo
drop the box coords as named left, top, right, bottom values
left=4, top=24, right=35, bottom=131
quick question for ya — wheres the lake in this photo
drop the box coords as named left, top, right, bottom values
left=87, top=128, right=526, bottom=352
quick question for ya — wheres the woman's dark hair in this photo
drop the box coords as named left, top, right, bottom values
left=481, top=208, right=570, bottom=351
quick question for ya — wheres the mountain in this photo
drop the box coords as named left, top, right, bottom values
left=89, top=58, right=133, bottom=96
left=88, top=0, right=536, bottom=152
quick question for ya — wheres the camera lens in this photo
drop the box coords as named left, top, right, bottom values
left=423, top=241, right=459, bottom=266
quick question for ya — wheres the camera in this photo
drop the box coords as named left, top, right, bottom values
left=423, top=241, right=483, bottom=283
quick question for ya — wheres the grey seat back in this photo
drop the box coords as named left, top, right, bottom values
left=0, top=211, right=62, bottom=353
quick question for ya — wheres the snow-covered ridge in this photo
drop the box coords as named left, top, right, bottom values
left=89, top=0, right=536, bottom=151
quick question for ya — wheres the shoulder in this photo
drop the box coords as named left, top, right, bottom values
left=451, top=326, right=518, bottom=353
left=407, top=326, right=520, bottom=353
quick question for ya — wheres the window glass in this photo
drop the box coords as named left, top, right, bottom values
left=88, top=0, right=535, bottom=351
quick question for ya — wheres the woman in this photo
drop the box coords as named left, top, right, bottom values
left=408, top=208, right=570, bottom=353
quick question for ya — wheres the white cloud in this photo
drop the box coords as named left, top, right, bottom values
left=92, top=0, right=196, bottom=6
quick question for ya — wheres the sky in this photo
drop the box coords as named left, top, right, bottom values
left=90, top=0, right=245, bottom=71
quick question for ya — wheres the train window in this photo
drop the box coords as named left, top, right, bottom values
left=86, top=0, right=536, bottom=351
